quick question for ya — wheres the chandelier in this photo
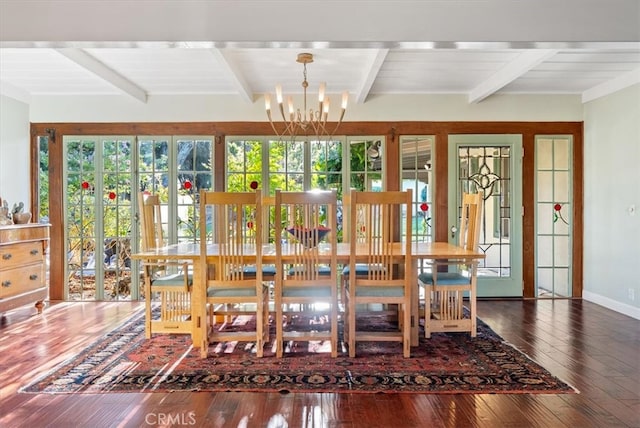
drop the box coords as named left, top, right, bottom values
left=265, top=53, right=348, bottom=140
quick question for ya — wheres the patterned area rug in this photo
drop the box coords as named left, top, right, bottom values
left=20, top=308, right=576, bottom=394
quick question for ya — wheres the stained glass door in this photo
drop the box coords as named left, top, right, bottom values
left=449, top=135, right=523, bottom=297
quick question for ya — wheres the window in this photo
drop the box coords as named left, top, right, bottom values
left=535, top=136, right=573, bottom=298
left=400, top=136, right=434, bottom=242
left=225, top=136, right=384, bottom=242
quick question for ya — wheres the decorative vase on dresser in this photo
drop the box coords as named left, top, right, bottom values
left=0, top=224, right=50, bottom=314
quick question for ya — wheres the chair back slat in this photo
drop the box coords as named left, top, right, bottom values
left=200, top=191, right=262, bottom=286
left=459, top=192, right=483, bottom=252
left=138, top=193, right=165, bottom=251
left=350, top=190, right=412, bottom=284
left=138, top=192, right=174, bottom=270
left=275, top=189, right=338, bottom=286
left=261, top=195, right=276, bottom=244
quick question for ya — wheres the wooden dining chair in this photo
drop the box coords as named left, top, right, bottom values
left=199, top=190, right=270, bottom=357
left=274, top=189, right=339, bottom=357
left=418, top=192, right=483, bottom=338
left=138, top=192, right=193, bottom=338
left=344, top=190, right=413, bottom=358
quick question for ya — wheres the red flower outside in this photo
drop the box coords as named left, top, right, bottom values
left=81, top=181, right=90, bottom=189
left=108, top=192, right=116, bottom=200
left=249, top=181, right=259, bottom=190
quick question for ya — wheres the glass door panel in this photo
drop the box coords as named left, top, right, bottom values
left=400, top=135, right=434, bottom=243
left=535, top=136, right=573, bottom=298
left=137, top=136, right=171, bottom=296
left=63, top=135, right=214, bottom=302
left=138, top=136, right=213, bottom=245
left=267, top=139, right=305, bottom=192
left=36, top=135, right=50, bottom=223
left=347, top=137, right=384, bottom=192
left=101, top=139, right=133, bottom=300
left=226, top=139, right=264, bottom=191
left=64, top=136, right=135, bottom=301
left=310, top=139, right=343, bottom=194
left=449, top=135, right=523, bottom=297
left=176, top=137, right=213, bottom=242
left=65, top=138, right=96, bottom=300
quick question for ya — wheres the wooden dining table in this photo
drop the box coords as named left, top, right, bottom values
left=132, top=241, right=485, bottom=353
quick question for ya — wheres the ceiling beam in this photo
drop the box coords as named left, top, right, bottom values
left=55, top=48, right=147, bottom=103
left=468, top=49, right=559, bottom=104
left=355, top=49, right=389, bottom=104
left=210, top=48, right=253, bottom=104
left=582, top=67, right=640, bottom=103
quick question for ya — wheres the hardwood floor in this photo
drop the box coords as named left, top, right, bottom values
left=1, top=299, right=638, bottom=428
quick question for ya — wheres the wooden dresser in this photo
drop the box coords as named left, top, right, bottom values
left=0, top=224, right=50, bottom=314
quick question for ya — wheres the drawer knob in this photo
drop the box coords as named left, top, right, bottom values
left=1, top=280, right=10, bottom=287
left=2, top=253, right=11, bottom=260
left=30, top=274, right=38, bottom=281
left=30, top=249, right=40, bottom=256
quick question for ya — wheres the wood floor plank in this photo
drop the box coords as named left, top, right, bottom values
left=480, top=394, right=566, bottom=427
left=397, top=394, right=445, bottom=428
left=1, top=299, right=639, bottom=427
left=262, top=392, right=296, bottom=427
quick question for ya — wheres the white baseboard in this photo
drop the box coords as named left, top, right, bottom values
left=582, top=291, right=640, bottom=320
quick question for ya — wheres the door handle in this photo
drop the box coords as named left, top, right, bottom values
left=450, top=226, right=458, bottom=239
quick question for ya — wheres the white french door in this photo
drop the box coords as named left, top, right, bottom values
left=63, top=135, right=213, bottom=301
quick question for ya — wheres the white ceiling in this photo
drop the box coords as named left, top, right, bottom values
left=0, top=1, right=639, bottom=106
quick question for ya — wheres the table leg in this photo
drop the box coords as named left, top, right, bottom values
left=411, top=258, right=419, bottom=346
left=190, top=263, right=208, bottom=357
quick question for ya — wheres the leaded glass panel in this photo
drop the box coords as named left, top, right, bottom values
left=535, top=136, right=573, bottom=298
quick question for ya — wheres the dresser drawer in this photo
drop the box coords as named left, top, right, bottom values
left=0, top=242, right=44, bottom=270
left=0, top=224, right=49, bottom=314
left=0, top=264, right=45, bottom=298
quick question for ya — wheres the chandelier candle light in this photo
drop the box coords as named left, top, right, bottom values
left=265, top=53, right=348, bottom=140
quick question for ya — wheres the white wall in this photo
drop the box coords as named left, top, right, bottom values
left=583, top=84, right=640, bottom=319
left=28, top=93, right=584, bottom=123
left=0, top=95, right=31, bottom=211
